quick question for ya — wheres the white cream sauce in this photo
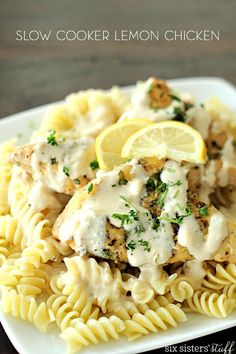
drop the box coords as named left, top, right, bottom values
left=186, top=106, right=212, bottom=140
left=218, top=137, right=236, bottom=187
left=199, top=161, right=216, bottom=203
left=178, top=211, right=228, bottom=260
left=27, top=181, right=68, bottom=223
left=57, top=159, right=228, bottom=265
left=119, top=78, right=185, bottom=123
left=64, top=256, right=123, bottom=305
left=31, top=137, right=96, bottom=193
left=183, top=260, right=206, bottom=288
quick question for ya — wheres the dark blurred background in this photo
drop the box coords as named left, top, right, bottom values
left=0, top=0, right=236, bottom=118
left=0, top=1, right=236, bottom=353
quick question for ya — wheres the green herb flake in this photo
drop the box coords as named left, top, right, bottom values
left=167, top=168, right=175, bottom=173
left=90, top=160, right=99, bottom=170
left=126, top=240, right=136, bottom=251
left=112, top=213, right=132, bottom=226
left=134, top=224, right=145, bottom=235
left=200, top=103, right=205, bottom=109
left=87, top=183, right=94, bottom=193
left=63, top=166, right=70, bottom=177
left=111, top=184, right=117, bottom=188
left=173, top=190, right=180, bottom=199
left=199, top=206, right=209, bottom=216
left=118, top=171, right=128, bottom=186
left=101, top=248, right=110, bottom=259
left=47, top=130, right=58, bottom=146
left=173, top=107, right=187, bottom=122
left=170, top=93, right=181, bottom=102
left=168, top=180, right=182, bottom=187
left=74, top=178, right=80, bottom=185
left=138, top=239, right=151, bottom=252
left=147, top=83, right=154, bottom=94
left=159, top=207, right=192, bottom=225
left=152, top=218, right=160, bottom=231
left=51, top=157, right=57, bottom=165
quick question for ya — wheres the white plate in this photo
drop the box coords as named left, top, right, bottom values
left=0, top=77, right=236, bottom=354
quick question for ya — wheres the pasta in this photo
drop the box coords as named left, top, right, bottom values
left=0, top=78, right=236, bottom=353
left=183, top=290, right=235, bottom=318
left=0, top=140, right=15, bottom=216
left=124, top=304, right=187, bottom=341
left=60, top=316, right=126, bottom=353
left=1, top=287, right=53, bottom=333
left=201, top=263, right=236, bottom=291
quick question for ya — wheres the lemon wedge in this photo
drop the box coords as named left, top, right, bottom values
left=95, top=119, right=153, bottom=170
left=121, top=121, right=207, bottom=164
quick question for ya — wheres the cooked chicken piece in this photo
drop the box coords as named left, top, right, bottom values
left=53, top=158, right=236, bottom=265
left=9, top=137, right=96, bottom=195
left=206, top=124, right=228, bottom=159
left=148, top=79, right=172, bottom=109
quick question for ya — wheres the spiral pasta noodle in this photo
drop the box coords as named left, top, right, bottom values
left=124, top=304, right=187, bottom=341
left=60, top=316, right=126, bottom=353
left=201, top=263, right=236, bottom=291
left=170, top=276, right=194, bottom=302
left=1, top=287, right=53, bottom=333
left=0, top=140, right=15, bottom=216
left=184, top=289, right=235, bottom=318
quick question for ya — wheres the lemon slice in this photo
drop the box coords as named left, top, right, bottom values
left=95, top=119, right=153, bottom=170
left=121, top=121, right=207, bottom=164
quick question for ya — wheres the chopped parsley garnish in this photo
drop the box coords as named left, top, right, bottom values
left=199, top=206, right=209, bottom=216
left=112, top=196, right=144, bottom=233
left=173, top=107, right=187, bottom=122
left=101, top=248, right=110, bottom=259
left=138, top=239, right=151, bottom=252
left=167, top=167, right=175, bottom=173
left=74, top=178, right=80, bottom=185
left=168, top=180, right=182, bottom=187
left=146, top=172, right=168, bottom=208
left=111, top=184, right=117, bottom=188
left=170, top=93, right=181, bottom=102
left=156, top=187, right=168, bottom=208
left=51, top=157, right=57, bottom=165
left=112, top=213, right=132, bottom=226
left=134, top=224, right=145, bottom=235
left=147, top=83, right=154, bottom=93
left=47, top=130, right=58, bottom=146
left=126, top=240, right=136, bottom=251
left=87, top=183, right=94, bottom=193
left=90, top=160, right=99, bottom=170
left=200, top=103, right=205, bottom=108
left=118, top=171, right=128, bottom=185
left=152, top=218, right=160, bottom=231
left=63, top=166, right=70, bottom=177
left=146, top=173, right=182, bottom=209
left=159, top=207, right=192, bottom=225
left=173, top=190, right=180, bottom=199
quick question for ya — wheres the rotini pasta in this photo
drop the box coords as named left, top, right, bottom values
left=1, top=287, right=53, bottom=333
left=201, top=263, right=236, bottom=291
left=0, top=140, right=15, bottom=216
left=124, top=304, right=187, bottom=341
left=183, top=289, right=235, bottom=318
left=60, top=316, right=126, bottom=353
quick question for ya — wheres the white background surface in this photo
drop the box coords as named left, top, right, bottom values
left=0, top=77, right=235, bottom=354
